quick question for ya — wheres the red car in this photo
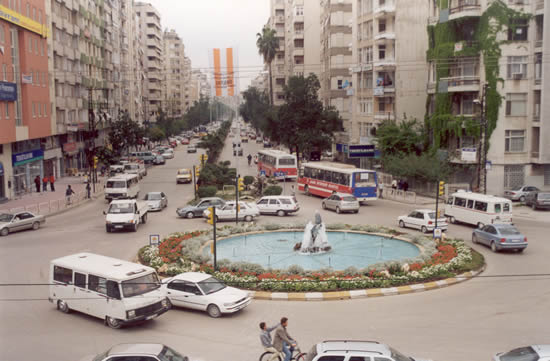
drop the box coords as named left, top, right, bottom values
left=181, top=138, right=190, bottom=145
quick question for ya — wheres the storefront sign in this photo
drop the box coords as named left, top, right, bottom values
left=373, top=87, right=384, bottom=96
left=0, top=81, right=17, bottom=101
left=348, top=144, right=375, bottom=158
left=461, top=148, right=477, bottom=162
left=21, top=74, right=32, bottom=84
left=0, top=162, right=4, bottom=176
left=0, top=5, right=49, bottom=37
left=12, top=149, right=44, bottom=166
left=63, top=142, right=77, bottom=154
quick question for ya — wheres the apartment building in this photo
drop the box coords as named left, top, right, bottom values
left=192, top=69, right=211, bottom=99
left=183, top=56, right=192, bottom=110
left=0, top=0, right=52, bottom=200
left=427, top=0, right=549, bottom=194
left=163, top=29, right=185, bottom=118
left=320, top=0, right=353, bottom=136
left=347, top=0, right=428, bottom=163
left=251, top=72, right=269, bottom=93
left=135, top=2, right=163, bottom=121
left=267, top=0, right=286, bottom=105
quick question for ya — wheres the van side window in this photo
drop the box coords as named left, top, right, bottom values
left=503, top=203, right=510, bottom=212
left=53, top=266, right=73, bottom=284
left=318, top=357, right=345, bottom=361
left=494, top=204, right=502, bottom=213
left=467, top=200, right=474, bottom=209
left=455, top=197, right=467, bottom=207
left=74, top=272, right=86, bottom=288
left=447, top=197, right=454, bottom=205
left=474, top=201, right=488, bottom=212
left=88, top=274, right=107, bottom=294
left=106, top=280, right=121, bottom=300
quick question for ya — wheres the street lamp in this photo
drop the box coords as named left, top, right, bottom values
left=474, top=83, right=489, bottom=194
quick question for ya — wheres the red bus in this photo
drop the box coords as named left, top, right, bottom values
left=257, top=150, right=298, bottom=180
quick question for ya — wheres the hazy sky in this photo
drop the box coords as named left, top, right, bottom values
left=147, top=0, right=270, bottom=90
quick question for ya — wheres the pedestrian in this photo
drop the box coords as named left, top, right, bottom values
left=84, top=173, right=89, bottom=184
left=259, top=322, right=280, bottom=361
left=65, top=185, right=75, bottom=206
left=273, top=317, right=296, bottom=361
left=391, top=179, right=397, bottom=190
left=247, top=154, right=252, bottom=166
left=86, top=182, right=91, bottom=199
left=397, top=179, right=403, bottom=190
left=379, top=182, right=384, bottom=199
left=49, top=174, right=55, bottom=191
left=34, top=175, right=41, bottom=193
left=42, top=176, right=48, bottom=192
left=290, top=184, right=296, bottom=197
left=403, top=180, right=409, bottom=192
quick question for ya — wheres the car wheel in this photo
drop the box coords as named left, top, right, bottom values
left=207, top=304, right=221, bottom=318
left=215, top=216, right=219, bottom=222
left=519, top=196, right=526, bottom=202
left=0, top=228, right=9, bottom=236
left=336, top=206, right=341, bottom=214
left=304, top=185, right=310, bottom=196
left=399, top=220, right=405, bottom=228
left=106, top=316, right=122, bottom=329
left=186, top=212, right=195, bottom=219
left=132, top=224, right=138, bottom=232
left=472, top=234, right=478, bottom=244
left=106, top=225, right=112, bottom=233
left=421, top=226, right=428, bottom=233
left=322, top=202, right=326, bottom=210
left=244, top=215, right=253, bottom=222
left=491, top=241, right=498, bottom=253
left=277, top=210, right=286, bottom=217
left=532, top=203, right=537, bottom=210
left=477, top=222, right=484, bottom=229
left=141, top=214, right=147, bottom=224
left=57, top=300, right=70, bottom=314
left=32, top=222, right=40, bottom=230
left=448, top=216, right=456, bottom=224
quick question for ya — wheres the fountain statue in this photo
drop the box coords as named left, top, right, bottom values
left=294, top=211, right=332, bottom=254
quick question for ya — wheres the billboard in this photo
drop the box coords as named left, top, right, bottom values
left=209, top=47, right=239, bottom=97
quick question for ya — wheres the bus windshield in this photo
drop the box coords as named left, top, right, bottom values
left=121, top=272, right=160, bottom=297
left=354, top=172, right=376, bottom=187
left=279, top=157, right=295, bottom=166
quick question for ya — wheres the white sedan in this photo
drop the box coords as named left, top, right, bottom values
left=161, top=272, right=251, bottom=318
left=203, top=201, right=259, bottom=222
left=162, top=149, right=174, bottom=159
left=397, top=209, right=448, bottom=233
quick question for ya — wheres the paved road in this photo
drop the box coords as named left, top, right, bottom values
left=1, top=124, right=549, bottom=361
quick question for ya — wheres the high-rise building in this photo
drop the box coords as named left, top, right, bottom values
left=163, top=29, right=185, bottom=118
left=183, top=56, right=193, bottom=110
left=427, top=0, right=549, bottom=193
left=251, top=72, right=269, bottom=93
left=0, top=0, right=52, bottom=200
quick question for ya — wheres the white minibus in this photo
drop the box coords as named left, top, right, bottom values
left=49, top=252, right=170, bottom=328
left=105, top=174, right=139, bottom=201
left=445, top=190, right=513, bottom=228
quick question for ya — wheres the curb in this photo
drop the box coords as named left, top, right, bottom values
left=247, top=267, right=485, bottom=301
left=43, top=191, right=105, bottom=219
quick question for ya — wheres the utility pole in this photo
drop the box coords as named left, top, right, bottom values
left=477, top=84, right=489, bottom=194
left=235, top=174, right=239, bottom=225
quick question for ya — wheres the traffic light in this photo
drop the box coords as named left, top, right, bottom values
left=238, top=177, right=245, bottom=192
left=439, top=181, right=445, bottom=197
left=195, top=168, right=200, bottom=178
left=236, top=204, right=241, bottom=212
left=93, top=156, right=98, bottom=169
left=206, top=207, right=214, bottom=225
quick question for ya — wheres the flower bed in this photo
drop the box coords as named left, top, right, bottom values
left=137, top=224, right=484, bottom=292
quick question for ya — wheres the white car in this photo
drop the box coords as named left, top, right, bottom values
left=493, top=345, right=550, bottom=361
left=162, top=149, right=174, bottom=159
left=143, top=192, right=168, bottom=211
left=161, top=272, right=251, bottom=318
left=203, top=201, right=259, bottom=222
left=256, top=196, right=299, bottom=216
left=398, top=209, right=448, bottom=233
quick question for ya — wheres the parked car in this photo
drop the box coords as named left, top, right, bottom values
left=176, top=197, right=226, bottom=218
left=256, top=195, right=299, bottom=216
left=321, top=192, right=360, bottom=214
left=256, top=137, right=263, bottom=143
left=263, top=140, right=272, bottom=148
left=0, top=212, right=46, bottom=236
left=398, top=209, right=448, bottom=233
left=493, top=345, right=550, bottom=361
left=525, top=191, right=550, bottom=210
left=152, top=154, right=165, bottom=165
left=304, top=340, right=432, bottom=361
left=80, top=343, right=189, bottom=361
left=203, top=201, right=259, bottom=222
left=162, top=149, right=175, bottom=159
left=161, top=272, right=251, bottom=318
left=472, top=223, right=527, bottom=253
left=187, top=145, right=197, bottom=153
left=176, top=168, right=192, bottom=184
left=503, top=185, right=540, bottom=202
left=241, top=135, right=249, bottom=143
left=181, top=138, right=190, bottom=145
left=249, top=133, right=256, bottom=140
left=143, top=192, right=168, bottom=211
left=124, top=162, right=147, bottom=179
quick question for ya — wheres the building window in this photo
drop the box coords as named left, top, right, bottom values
left=2, top=64, right=6, bottom=81
left=38, top=103, right=42, bottom=117
left=507, top=56, right=527, bottom=79
left=0, top=26, right=4, bottom=44
left=505, top=130, right=525, bottom=153
left=366, top=46, right=373, bottom=63
left=378, top=45, right=386, bottom=60
left=295, top=5, right=303, bottom=16
left=28, top=35, right=32, bottom=52
left=32, top=102, right=36, bottom=117
left=504, top=165, right=525, bottom=189
left=5, top=103, right=8, bottom=118
left=338, top=80, right=343, bottom=89
left=505, top=93, right=527, bottom=116
left=508, top=19, right=528, bottom=41
left=378, top=19, right=386, bottom=33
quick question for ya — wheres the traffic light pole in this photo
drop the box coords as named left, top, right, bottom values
left=193, top=165, right=197, bottom=199
left=235, top=175, right=239, bottom=225
left=213, top=206, right=217, bottom=271
left=435, top=183, right=440, bottom=231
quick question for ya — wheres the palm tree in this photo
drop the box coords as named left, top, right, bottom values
left=256, top=26, right=278, bottom=105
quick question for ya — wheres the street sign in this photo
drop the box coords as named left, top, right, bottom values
left=259, top=170, right=266, bottom=177
left=274, top=171, right=287, bottom=177
left=485, top=160, right=492, bottom=170
left=461, top=148, right=477, bottom=162
left=149, top=234, right=160, bottom=246
left=348, top=144, right=375, bottom=158
left=433, top=228, right=442, bottom=239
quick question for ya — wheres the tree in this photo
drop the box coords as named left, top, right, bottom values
left=266, top=74, right=343, bottom=162
left=375, top=118, right=424, bottom=158
left=148, top=126, right=165, bottom=143
left=107, top=110, right=145, bottom=157
left=239, top=86, right=272, bottom=132
left=256, top=26, right=278, bottom=105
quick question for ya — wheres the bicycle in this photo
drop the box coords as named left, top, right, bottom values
left=259, top=344, right=306, bottom=361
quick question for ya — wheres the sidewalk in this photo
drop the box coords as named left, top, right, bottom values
left=0, top=176, right=104, bottom=216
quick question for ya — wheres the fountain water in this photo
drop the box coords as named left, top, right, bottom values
left=294, top=211, right=332, bottom=254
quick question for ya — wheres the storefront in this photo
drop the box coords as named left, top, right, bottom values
left=62, top=142, right=78, bottom=176
left=11, top=150, right=44, bottom=195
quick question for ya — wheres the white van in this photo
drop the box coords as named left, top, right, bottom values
left=124, top=162, right=147, bottom=179
left=445, top=190, right=513, bottom=228
left=105, top=174, right=139, bottom=201
left=49, top=252, right=170, bottom=328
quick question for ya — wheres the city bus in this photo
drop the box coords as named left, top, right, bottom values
left=257, top=150, right=298, bottom=180
left=298, top=162, right=378, bottom=202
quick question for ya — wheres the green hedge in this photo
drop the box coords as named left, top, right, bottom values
left=263, top=185, right=282, bottom=196
left=198, top=186, right=217, bottom=198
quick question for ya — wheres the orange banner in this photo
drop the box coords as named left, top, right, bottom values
left=226, top=48, right=234, bottom=96
left=213, top=48, right=222, bottom=97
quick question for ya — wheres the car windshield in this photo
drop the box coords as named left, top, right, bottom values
left=512, top=186, right=523, bottom=191
left=178, top=170, right=190, bottom=175
left=390, top=347, right=413, bottom=361
left=125, top=165, right=138, bottom=170
left=428, top=212, right=440, bottom=219
left=538, top=193, right=550, bottom=200
left=197, top=277, right=226, bottom=295
left=499, top=346, right=538, bottom=361
left=158, top=346, right=188, bottom=361
left=121, top=272, right=160, bottom=297
left=342, top=196, right=357, bottom=202
left=106, top=181, right=126, bottom=188
left=108, top=203, right=134, bottom=214
left=145, top=193, right=162, bottom=200
left=0, top=214, right=14, bottom=222
left=498, top=226, right=521, bottom=235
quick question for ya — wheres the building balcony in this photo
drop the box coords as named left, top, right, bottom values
left=374, top=31, right=396, bottom=42
left=56, top=96, right=66, bottom=108
left=427, top=81, right=436, bottom=94
left=293, top=15, right=304, bottom=23
left=274, top=0, right=284, bottom=10
left=66, top=73, right=76, bottom=84
left=428, top=15, right=439, bottom=25
left=293, top=48, right=304, bottom=56
left=440, top=75, right=480, bottom=92
left=275, top=15, right=285, bottom=23
left=54, top=42, right=64, bottom=55
left=64, top=46, right=75, bottom=59
left=535, top=39, right=543, bottom=49
left=374, top=1, right=396, bottom=17
left=374, top=111, right=394, bottom=120
left=536, top=0, right=544, bottom=14
left=449, top=0, right=481, bottom=21
left=293, top=30, right=304, bottom=39
left=374, top=57, right=396, bottom=68
left=148, top=82, right=162, bottom=91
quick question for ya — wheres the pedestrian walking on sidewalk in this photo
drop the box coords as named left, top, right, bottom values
left=65, top=185, right=75, bottom=206
left=49, top=174, right=55, bottom=191
left=34, top=176, right=41, bottom=193
left=86, top=182, right=91, bottom=199
left=42, top=176, right=48, bottom=192
left=379, top=182, right=384, bottom=199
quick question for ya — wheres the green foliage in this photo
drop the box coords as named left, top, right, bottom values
left=107, top=110, right=145, bottom=157
left=94, top=146, right=117, bottom=166
left=243, top=176, right=255, bottom=186
left=197, top=186, right=218, bottom=198
left=263, top=185, right=282, bottom=196
left=239, top=87, right=272, bottom=131
left=375, top=118, right=423, bottom=157
left=383, top=153, right=451, bottom=183
left=147, top=126, right=166, bottom=142
left=198, top=161, right=237, bottom=189
left=256, top=26, right=278, bottom=105
left=197, top=121, right=231, bottom=162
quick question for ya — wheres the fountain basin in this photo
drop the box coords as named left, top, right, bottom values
left=205, top=231, right=421, bottom=271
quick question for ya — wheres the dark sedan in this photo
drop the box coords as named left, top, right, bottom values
left=176, top=197, right=226, bottom=218
left=472, top=224, right=527, bottom=253
left=525, top=191, right=550, bottom=210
